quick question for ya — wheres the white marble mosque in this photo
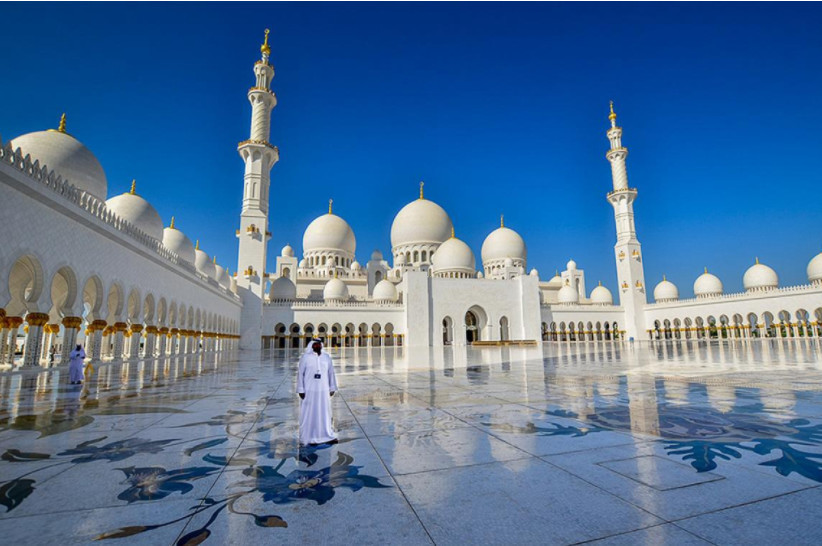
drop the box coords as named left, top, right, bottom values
left=1, top=30, right=822, bottom=372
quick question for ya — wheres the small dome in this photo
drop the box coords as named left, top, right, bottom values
left=694, top=269, right=723, bottom=298
left=323, top=278, right=349, bottom=302
left=590, top=283, right=613, bottom=305
left=477, top=271, right=484, bottom=279
left=391, top=198, right=453, bottom=249
left=351, top=260, right=361, bottom=271
left=504, top=257, right=514, bottom=267
left=214, top=264, right=230, bottom=289
left=373, top=279, right=398, bottom=302
left=557, top=281, right=579, bottom=304
left=566, top=259, right=577, bottom=271
left=270, top=276, right=297, bottom=300
left=653, top=278, right=679, bottom=302
left=281, top=244, right=294, bottom=257
left=431, top=237, right=475, bottom=275
left=105, top=185, right=164, bottom=241
left=546, top=273, right=563, bottom=288
left=394, top=253, right=406, bottom=265
left=808, top=251, right=822, bottom=284
left=11, top=128, right=108, bottom=200
left=371, top=249, right=383, bottom=261
left=529, top=268, right=539, bottom=277
left=298, top=258, right=308, bottom=268
left=481, top=226, right=527, bottom=264
left=303, top=213, right=356, bottom=254
left=743, top=260, right=778, bottom=292
left=195, top=248, right=216, bottom=280
left=163, top=224, right=196, bottom=265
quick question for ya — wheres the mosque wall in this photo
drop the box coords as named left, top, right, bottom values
left=0, top=160, right=241, bottom=365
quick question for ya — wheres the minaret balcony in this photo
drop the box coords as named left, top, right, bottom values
left=607, top=187, right=637, bottom=198
left=237, top=139, right=278, bottom=151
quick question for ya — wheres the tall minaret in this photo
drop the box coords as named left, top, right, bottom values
left=236, top=29, right=279, bottom=350
left=605, top=102, right=647, bottom=340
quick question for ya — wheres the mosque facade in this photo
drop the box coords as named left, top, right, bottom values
left=2, top=33, right=822, bottom=367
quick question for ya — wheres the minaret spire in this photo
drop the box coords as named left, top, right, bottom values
left=129, top=179, right=136, bottom=195
left=57, top=113, right=67, bottom=133
left=605, top=103, right=646, bottom=339
left=237, top=28, right=279, bottom=351
left=328, top=199, right=333, bottom=215
left=419, top=181, right=424, bottom=200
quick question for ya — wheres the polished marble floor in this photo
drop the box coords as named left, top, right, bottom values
left=2, top=339, right=822, bottom=545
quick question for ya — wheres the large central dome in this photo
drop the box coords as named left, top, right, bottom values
left=303, top=213, right=356, bottom=254
left=390, top=198, right=453, bottom=249
left=11, top=127, right=108, bottom=200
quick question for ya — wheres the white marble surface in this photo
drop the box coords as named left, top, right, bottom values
left=1, top=339, right=822, bottom=545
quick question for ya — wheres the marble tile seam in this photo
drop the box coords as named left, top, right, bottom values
left=569, top=521, right=718, bottom=546
left=336, top=389, right=437, bottom=545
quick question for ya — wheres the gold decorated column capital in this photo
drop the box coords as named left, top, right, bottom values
left=90, top=319, right=107, bottom=332
left=145, top=325, right=158, bottom=334
left=25, top=312, right=50, bottom=327
left=130, top=324, right=144, bottom=334
left=159, top=327, right=169, bottom=334
left=113, top=322, right=128, bottom=332
left=62, top=316, right=83, bottom=329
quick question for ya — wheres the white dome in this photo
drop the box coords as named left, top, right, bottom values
left=653, top=278, right=679, bottom=302
left=808, top=252, right=822, bottom=284
left=195, top=248, right=216, bottom=280
left=546, top=273, right=563, bottom=288
left=11, top=128, right=107, bottom=200
left=481, top=227, right=527, bottom=264
left=270, top=276, right=297, bottom=300
left=566, top=259, right=577, bottom=271
left=743, top=260, right=778, bottom=292
left=557, top=281, right=579, bottom=304
left=298, top=258, right=308, bottom=268
left=105, top=186, right=164, bottom=241
left=351, top=260, right=361, bottom=271
left=529, top=268, right=539, bottom=277
left=323, top=278, right=349, bottom=301
left=431, top=237, right=475, bottom=274
left=281, top=244, right=294, bottom=257
left=214, top=264, right=230, bottom=289
left=477, top=271, right=484, bottom=279
left=303, top=213, right=356, bottom=254
left=390, top=198, right=453, bottom=248
left=163, top=225, right=196, bottom=265
left=373, top=279, right=398, bottom=302
left=590, top=283, right=613, bottom=305
left=370, top=249, right=383, bottom=261
left=694, top=269, right=723, bottom=298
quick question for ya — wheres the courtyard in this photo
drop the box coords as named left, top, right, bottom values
left=1, top=340, right=822, bottom=545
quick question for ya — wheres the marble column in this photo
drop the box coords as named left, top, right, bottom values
left=88, top=320, right=107, bottom=365
left=169, top=329, right=179, bottom=356
left=129, top=324, right=143, bottom=360
left=5, top=317, right=23, bottom=365
left=60, top=317, right=83, bottom=364
left=40, top=324, right=56, bottom=365
left=144, top=325, right=157, bottom=358
left=112, top=322, right=128, bottom=362
left=22, top=312, right=49, bottom=367
left=0, top=313, right=8, bottom=364
left=157, top=327, right=168, bottom=356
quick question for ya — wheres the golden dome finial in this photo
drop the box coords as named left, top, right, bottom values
left=419, top=180, right=424, bottom=200
left=169, top=216, right=175, bottom=229
left=500, top=214, right=504, bottom=228
left=328, top=198, right=333, bottom=215
left=608, top=101, right=617, bottom=122
left=451, top=226, right=455, bottom=239
left=598, top=280, right=602, bottom=286
left=663, top=274, right=666, bottom=281
left=129, top=179, right=136, bottom=195
left=704, top=266, right=708, bottom=274
left=755, top=256, right=760, bottom=264
left=261, top=28, right=271, bottom=57
left=195, top=239, right=200, bottom=250
left=213, top=255, right=217, bottom=264
left=57, top=113, right=67, bottom=133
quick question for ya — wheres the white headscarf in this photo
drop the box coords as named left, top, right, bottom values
left=303, top=338, right=325, bottom=354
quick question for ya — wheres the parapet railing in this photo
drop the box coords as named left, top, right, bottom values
left=0, top=137, right=238, bottom=300
left=267, top=298, right=404, bottom=308
left=646, top=283, right=822, bottom=308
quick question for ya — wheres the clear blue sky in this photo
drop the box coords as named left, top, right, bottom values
left=2, top=2, right=821, bottom=298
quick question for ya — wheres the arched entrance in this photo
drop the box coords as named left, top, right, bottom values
left=466, top=311, right=479, bottom=343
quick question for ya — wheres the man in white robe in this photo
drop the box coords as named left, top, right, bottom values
left=297, top=339, right=338, bottom=445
